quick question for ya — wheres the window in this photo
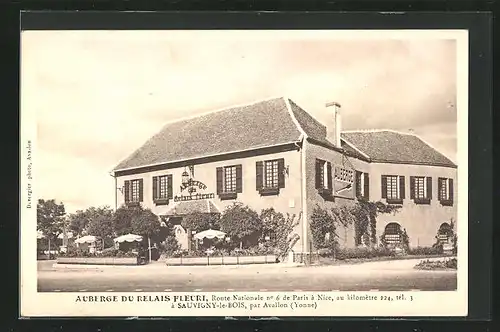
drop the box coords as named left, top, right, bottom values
left=381, top=175, right=405, bottom=204
left=216, top=165, right=242, bottom=200
left=265, top=160, right=279, bottom=188
left=153, top=174, right=173, bottom=205
left=256, top=158, right=285, bottom=195
left=355, top=171, right=369, bottom=200
left=438, top=177, right=454, bottom=206
left=410, top=176, right=432, bottom=204
left=124, top=179, right=143, bottom=204
left=315, top=159, right=332, bottom=196
left=383, top=222, right=402, bottom=245
left=224, top=166, right=237, bottom=192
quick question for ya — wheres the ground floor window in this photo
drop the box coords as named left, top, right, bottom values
left=383, top=222, right=402, bottom=245
left=437, top=222, right=453, bottom=244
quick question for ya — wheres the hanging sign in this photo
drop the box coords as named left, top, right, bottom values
left=174, top=166, right=215, bottom=202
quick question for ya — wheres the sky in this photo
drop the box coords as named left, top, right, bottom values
left=21, top=30, right=460, bottom=214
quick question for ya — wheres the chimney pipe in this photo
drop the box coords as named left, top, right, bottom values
left=326, top=101, right=342, bottom=147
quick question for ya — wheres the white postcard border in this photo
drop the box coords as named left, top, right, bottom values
left=20, top=29, right=469, bottom=317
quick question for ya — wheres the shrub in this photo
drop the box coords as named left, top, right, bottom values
left=409, top=246, right=443, bottom=256
left=333, top=247, right=395, bottom=260
left=414, top=258, right=457, bottom=270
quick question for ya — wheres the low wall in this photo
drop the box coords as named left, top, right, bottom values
left=165, top=255, right=278, bottom=266
left=56, top=257, right=140, bottom=265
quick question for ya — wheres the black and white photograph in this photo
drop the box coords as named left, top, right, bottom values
left=20, top=28, right=468, bottom=317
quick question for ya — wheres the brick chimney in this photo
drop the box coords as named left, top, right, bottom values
left=325, top=101, right=342, bottom=147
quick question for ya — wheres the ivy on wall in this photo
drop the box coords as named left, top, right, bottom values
left=310, top=200, right=401, bottom=250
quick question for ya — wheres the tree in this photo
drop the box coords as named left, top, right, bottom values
left=68, top=210, right=90, bottom=237
left=181, top=212, right=220, bottom=233
left=37, top=199, right=66, bottom=256
left=113, top=204, right=162, bottom=261
left=260, top=208, right=298, bottom=255
left=113, top=204, right=137, bottom=235
left=310, top=205, right=337, bottom=250
left=84, top=206, right=115, bottom=249
left=219, top=202, right=262, bottom=248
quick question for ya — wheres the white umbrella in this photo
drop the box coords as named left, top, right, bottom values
left=113, top=233, right=143, bottom=243
left=74, top=235, right=97, bottom=244
left=193, top=229, right=226, bottom=240
left=58, top=232, right=74, bottom=239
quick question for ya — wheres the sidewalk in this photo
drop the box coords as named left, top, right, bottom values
left=48, top=256, right=455, bottom=275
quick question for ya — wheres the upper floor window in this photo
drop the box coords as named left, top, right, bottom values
left=315, top=159, right=332, bottom=197
left=381, top=175, right=405, bottom=204
left=124, top=179, right=143, bottom=204
left=256, top=158, right=285, bottom=196
left=410, top=176, right=432, bottom=204
left=438, top=177, right=454, bottom=206
left=216, top=165, right=242, bottom=200
left=152, top=174, right=173, bottom=205
left=355, top=171, right=370, bottom=200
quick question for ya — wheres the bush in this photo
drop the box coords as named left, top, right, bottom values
left=414, top=258, right=457, bottom=270
left=327, top=247, right=395, bottom=260
left=409, top=246, right=443, bottom=256
left=58, top=247, right=138, bottom=258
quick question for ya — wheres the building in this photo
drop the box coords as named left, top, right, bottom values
left=111, top=97, right=457, bottom=256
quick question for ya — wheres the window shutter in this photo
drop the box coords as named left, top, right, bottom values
left=399, top=176, right=405, bottom=199
left=138, top=179, right=144, bottom=202
left=124, top=180, right=130, bottom=203
left=409, top=176, right=415, bottom=199
left=216, top=167, right=223, bottom=194
left=364, top=173, right=370, bottom=200
left=256, top=161, right=263, bottom=190
left=437, top=177, right=444, bottom=200
left=327, top=162, right=333, bottom=190
left=278, top=158, right=285, bottom=188
left=235, top=165, right=243, bottom=193
left=381, top=175, right=387, bottom=199
left=426, top=177, right=432, bottom=199
left=315, top=160, right=322, bottom=189
left=449, top=179, right=454, bottom=202
left=152, top=176, right=158, bottom=200
left=167, top=175, right=173, bottom=199
left=355, top=171, right=362, bottom=197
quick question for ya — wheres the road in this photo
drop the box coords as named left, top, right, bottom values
left=37, top=261, right=457, bottom=292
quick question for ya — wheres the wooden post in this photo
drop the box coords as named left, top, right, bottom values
left=148, top=237, right=152, bottom=263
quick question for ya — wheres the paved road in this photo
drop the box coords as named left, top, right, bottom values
left=37, top=262, right=457, bottom=292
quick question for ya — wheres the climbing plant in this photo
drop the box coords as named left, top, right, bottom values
left=310, top=200, right=401, bottom=250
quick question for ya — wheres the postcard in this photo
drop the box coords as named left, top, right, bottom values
left=20, top=27, right=468, bottom=317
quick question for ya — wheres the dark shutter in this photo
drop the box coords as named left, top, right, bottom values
left=409, top=176, right=415, bottom=199
left=355, top=171, right=362, bottom=197
left=167, top=175, right=173, bottom=199
left=235, top=165, right=243, bottom=193
left=364, top=173, right=370, bottom=200
left=426, top=177, right=432, bottom=199
left=399, top=176, right=405, bottom=199
left=327, top=162, right=332, bottom=190
left=315, top=160, right=322, bottom=189
left=256, top=161, right=263, bottom=190
left=137, top=179, right=143, bottom=202
left=278, top=158, right=285, bottom=188
left=381, top=175, right=387, bottom=199
left=449, top=179, right=454, bottom=202
left=437, top=177, right=444, bottom=200
left=152, top=176, right=158, bottom=200
left=216, top=167, right=223, bottom=194
left=124, top=180, right=130, bottom=203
